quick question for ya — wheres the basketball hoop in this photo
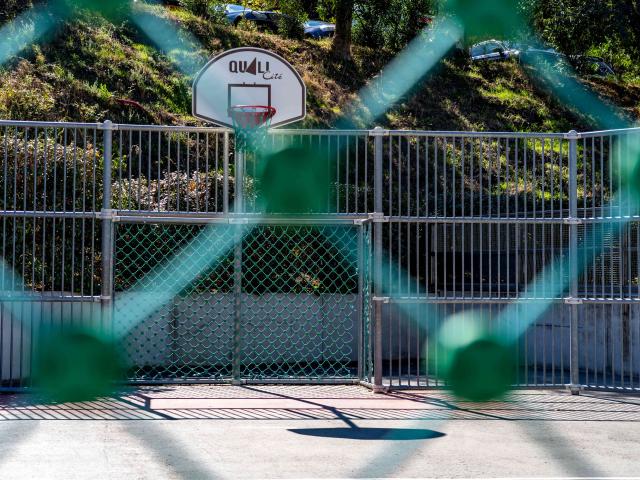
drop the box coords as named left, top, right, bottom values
left=229, top=105, right=276, bottom=151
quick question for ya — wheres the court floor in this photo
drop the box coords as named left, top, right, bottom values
left=1, top=386, right=639, bottom=478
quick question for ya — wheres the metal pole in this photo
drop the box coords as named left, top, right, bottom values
left=100, top=120, right=115, bottom=336
left=357, top=223, right=364, bottom=380
left=223, top=132, right=230, bottom=214
left=372, top=127, right=385, bottom=392
left=568, top=130, right=581, bottom=394
left=232, top=144, right=244, bottom=383
left=235, top=149, right=244, bottom=214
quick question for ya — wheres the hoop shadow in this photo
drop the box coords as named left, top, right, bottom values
left=288, top=427, right=445, bottom=441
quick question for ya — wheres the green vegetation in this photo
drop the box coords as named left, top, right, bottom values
left=0, top=1, right=638, bottom=130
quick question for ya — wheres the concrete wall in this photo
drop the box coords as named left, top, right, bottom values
left=2, top=293, right=639, bottom=385
left=380, top=302, right=640, bottom=377
left=1, top=299, right=103, bottom=385
left=118, top=293, right=360, bottom=369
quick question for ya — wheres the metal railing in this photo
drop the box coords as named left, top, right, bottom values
left=1, top=119, right=639, bottom=392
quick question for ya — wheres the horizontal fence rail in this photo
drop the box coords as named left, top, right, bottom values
left=1, top=119, right=640, bottom=392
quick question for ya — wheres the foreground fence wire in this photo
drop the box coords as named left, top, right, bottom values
left=1, top=119, right=639, bottom=391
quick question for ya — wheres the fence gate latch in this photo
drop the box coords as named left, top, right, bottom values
left=565, top=297, right=583, bottom=305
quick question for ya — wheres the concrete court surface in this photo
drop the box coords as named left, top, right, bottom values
left=0, top=385, right=639, bottom=479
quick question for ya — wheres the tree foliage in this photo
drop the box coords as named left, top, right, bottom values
left=277, top=0, right=307, bottom=39
left=0, top=0, right=32, bottom=25
left=530, top=0, right=640, bottom=78
left=352, top=0, right=435, bottom=51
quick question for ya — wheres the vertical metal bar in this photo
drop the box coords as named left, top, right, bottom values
left=372, top=127, right=384, bottom=391
left=232, top=137, right=244, bottom=383
left=223, top=132, right=230, bottom=214
left=357, top=223, right=364, bottom=380
left=232, top=225, right=242, bottom=383
left=568, top=130, right=580, bottom=393
left=100, top=121, right=115, bottom=336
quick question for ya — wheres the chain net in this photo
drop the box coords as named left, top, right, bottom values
left=114, top=222, right=371, bottom=382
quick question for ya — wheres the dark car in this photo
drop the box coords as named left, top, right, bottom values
left=520, top=47, right=616, bottom=77
left=221, top=3, right=248, bottom=24
left=219, top=4, right=285, bottom=32
left=304, top=20, right=335, bottom=39
left=572, top=56, right=615, bottom=77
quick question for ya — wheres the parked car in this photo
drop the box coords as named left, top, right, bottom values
left=469, top=40, right=520, bottom=62
left=221, top=3, right=248, bottom=24
left=219, top=4, right=336, bottom=39
left=572, top=56, right=615, bottom=77
left=303, top=20, right=335, bottom=39
left=520, top=47, right=615, bottom=77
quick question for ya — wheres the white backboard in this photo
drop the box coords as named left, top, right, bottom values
left=193, top=47, right=306, bottom=128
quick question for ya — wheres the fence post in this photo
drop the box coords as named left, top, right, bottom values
left=568, top=130, right=581, bottom=395
left=371, top=126, right=386, bottom=392
left=223, top=132, right=230, bottom=214
left=100, top=120, right=115, bottom=336
left=232, top=139, right=244, bottom=384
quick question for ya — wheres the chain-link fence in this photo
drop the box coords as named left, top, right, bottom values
left=114, top=222, right=371, bottom=382
left=1, top=120, right=640, bottom=391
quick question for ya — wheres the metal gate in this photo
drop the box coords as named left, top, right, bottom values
left=112, top=218, right=372, bottom=383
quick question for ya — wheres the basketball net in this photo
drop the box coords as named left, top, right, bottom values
left=229, top=105, right=276, bottom=152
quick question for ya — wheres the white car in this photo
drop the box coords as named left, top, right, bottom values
left=470, top=40, right=520, bottom=62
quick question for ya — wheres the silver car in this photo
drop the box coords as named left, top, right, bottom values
left=469, top=40, right=520, bottom=62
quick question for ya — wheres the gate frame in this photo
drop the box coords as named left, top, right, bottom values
left=109, top=214, right=374, bottom=386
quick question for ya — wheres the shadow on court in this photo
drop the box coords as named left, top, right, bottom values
left=288, top=427, right=445, bottom=440
left=1, top=386, right=640, bottom=422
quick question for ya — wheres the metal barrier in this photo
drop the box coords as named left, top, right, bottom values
left=1, top=119, right=639, bottom=391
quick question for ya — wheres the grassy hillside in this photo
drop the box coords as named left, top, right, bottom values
left=0, top=3, right=638, bottom=131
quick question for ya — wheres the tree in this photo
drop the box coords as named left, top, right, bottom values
left=531, top=0, right=609, bottom=56
left=331, top=0, right=354, bottom=60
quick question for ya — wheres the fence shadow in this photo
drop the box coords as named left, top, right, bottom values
left=1, top=385, right=640, bottom=422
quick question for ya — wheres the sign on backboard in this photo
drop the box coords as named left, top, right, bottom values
left=193, top=47, right=306, bottom=128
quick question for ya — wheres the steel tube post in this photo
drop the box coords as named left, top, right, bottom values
left=357, top=224, right=364, bottom=380
left=568, top=131, right=581, bottom=394
left=100, top=120, right=115, bottom=335
left=223, top=132, right=230, bottom=214
left=372, top=127, right=385, bottom=392
left=232, top=144, right=244, bottom=383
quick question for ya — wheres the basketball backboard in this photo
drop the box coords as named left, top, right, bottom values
left=193, top=47, right=306, bottom=128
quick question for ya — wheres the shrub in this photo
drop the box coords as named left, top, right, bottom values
left=178, top=0, right=211, bottom=18
left=0, top=0, right=32, bottom=25
left=353, top=0, right=434, bottom=51
left=178, top=0, right=227, bottom=23
left=0, top=61, right=57, bottom=121
left=277, top=0, right=307, bottom=40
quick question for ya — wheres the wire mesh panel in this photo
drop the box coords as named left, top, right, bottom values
left=113, top=221, right=371, bottom=382
left=114, top=223, right=235, bottom=380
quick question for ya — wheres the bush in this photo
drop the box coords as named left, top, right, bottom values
left=112, top=171, right=233, bottom=212
left=0, top=61, right=57, bottom=121
left=277, top=0, right=307, bottom=40
left=0, top=132, right=103, bottom=292
left=353, top=0, right=434, bottom=51
left=0, top=0, right=32, bottom=25
left=178, top=0, right=210, bottom=17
